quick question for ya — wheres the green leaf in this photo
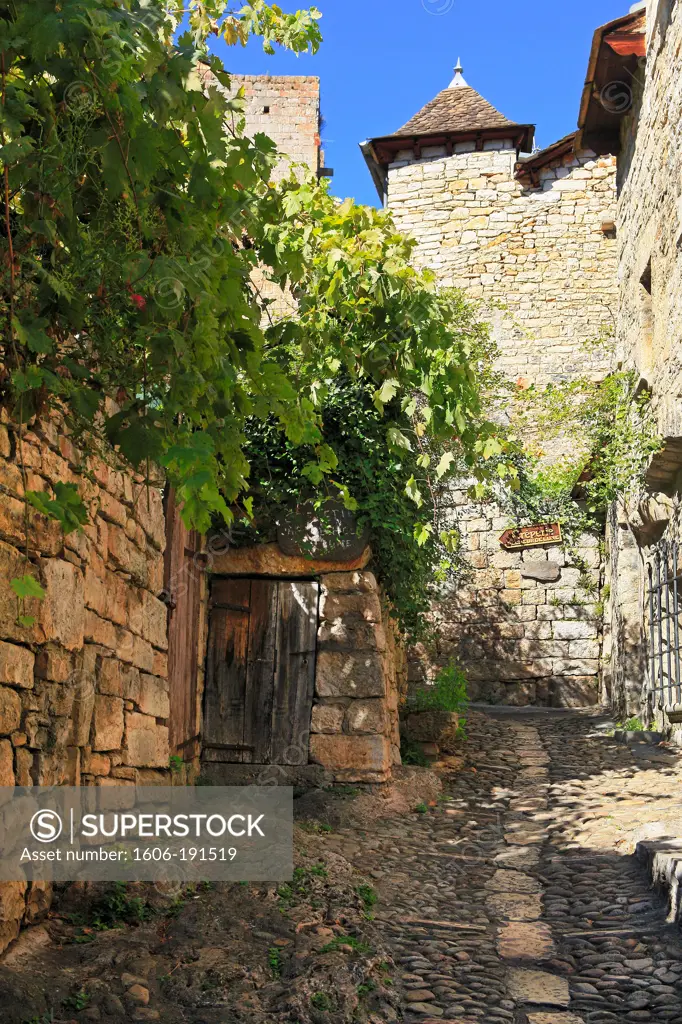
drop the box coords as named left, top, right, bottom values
left=405, top=476, right=423, bottom=508
left=13, top=316, right=53, bottom=354
left=436, top=452, right=455, bottom=479
left=387, top=426, right=412, bottom=452
left=10, top=574, right=45, bottom=601
left=373, top=379, right=399, bottom=411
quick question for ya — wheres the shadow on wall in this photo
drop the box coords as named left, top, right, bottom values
left=409, top=589, right=602, bottom=710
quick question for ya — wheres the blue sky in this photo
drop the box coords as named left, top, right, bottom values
left=212, top=0, right=628, bottom=207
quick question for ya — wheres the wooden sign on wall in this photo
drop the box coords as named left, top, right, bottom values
left=499, top=523, right=562, bottom=551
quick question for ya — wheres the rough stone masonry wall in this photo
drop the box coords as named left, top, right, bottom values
left=0, top=413, right=169, bottom=952
left=387, top=141, right=617, bottom=386
left=385, top=141, right=618, bottom=703
left=309, top=570, right=403, bottom=783
left=604, top=0, right=682, bottom=722
left=409, top=488, right=603, bottom=707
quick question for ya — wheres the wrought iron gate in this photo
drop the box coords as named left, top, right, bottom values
left=648, top=532, right=682, bottom=711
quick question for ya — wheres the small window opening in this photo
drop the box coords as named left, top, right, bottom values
left=263, top=105, right=270, bottom=114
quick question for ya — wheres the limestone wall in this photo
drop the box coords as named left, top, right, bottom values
left=0, top=414, right=169, bottom=950
left=605, top=1, right=682, bottom=721
left=384, top=140, right=617, bottom=704
left=310, top=570, right=402, bottom=782
left=409, top=489, right=603, bottom=707
left=387, top=141, right=618, bottom=386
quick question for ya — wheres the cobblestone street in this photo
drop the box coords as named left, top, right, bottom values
left=324, top=710, right=682, bottom=1024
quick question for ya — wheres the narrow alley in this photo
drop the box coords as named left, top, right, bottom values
left=324, top=710, right=682, bottom=1024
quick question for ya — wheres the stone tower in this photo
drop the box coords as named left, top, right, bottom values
left=362, top=65, right=619, bottom=709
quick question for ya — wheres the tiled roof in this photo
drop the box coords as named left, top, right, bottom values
left=394, top=85, right=520, bottom=138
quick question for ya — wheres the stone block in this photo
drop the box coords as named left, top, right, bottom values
left=550, top=675, right=599, bottom=708
left=309, top=734, right=390, bottom=776
left=320, top=571, right=378, bottom=594
left=404, top=710, right=460, bottom=742
left=344, top=699, right=388, bottom=735
left=127, top=588, right=168, bottom=650
left=0, top=879, right=27, bottom=952
left=507, top=969, right=569, bottom=1008
left=497, top=921, right=555, bottom=960
left=319, top=592, right=381, bottom=623
left=552, top=658, right=599, bottom=676
left=39, top=559, right=85, bottom=650
left=552, top=620, right=597, bottom=640
left=138, top=674, right=170, bottom=719
left=310, top=702, right=346, bottom=734
left=82, top=749, right=111, bottom=776
left=568, top=640, right=600, bottom=659
left=15, top=747, right=32, bottom=786
left=34, top=645, right=71, bottom=684
left=107, top=524, right=149, bottom=586
left=92, top=695, right=124, bottom=751
left=317, top=618, right=386, bottom=651
left=0, top=641, right=34, bottom=689
left=84, top=610, right=117, bottom=650
left=315, top=650, right=385, bottom=698
left=0, top=739, right=14, bottom=785
left=0, top=686, right=22, bottom=735
left=98, top=658, right=123, bottom=697
left=123, top=713, right=169, bottom=768
left=121, top=665, right=142, bottom=703
left=132, top=483, right=166, bottom=550
left=116, top=629, right=155, bottom=673
left=104, top=571, right=128, bottom=627
left=521, top=561, right=561, bottom=582
left=84, top=566, right=107, bottom=617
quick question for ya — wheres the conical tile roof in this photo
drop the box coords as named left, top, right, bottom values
left=395, top=77, right=522, bottom=139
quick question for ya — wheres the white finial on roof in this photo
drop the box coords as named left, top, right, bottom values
left=449, top=58, right=468, bottom=89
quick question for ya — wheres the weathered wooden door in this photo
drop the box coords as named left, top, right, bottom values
left=203, top=578, right=319, bottom=764
left=163, top=488, right=204, bottom=759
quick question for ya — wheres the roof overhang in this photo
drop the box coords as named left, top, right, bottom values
left=516, top=132, right=577, bottom=186
left=361, top=123, right=535, bottom=202
left=577, top=9, right=647, bottom=156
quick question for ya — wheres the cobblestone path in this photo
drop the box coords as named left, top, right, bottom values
left=327, top=710, right=682, bottom=1024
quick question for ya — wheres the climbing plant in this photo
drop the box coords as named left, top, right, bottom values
left=1, top=0, right=518, bottom=624
left=498, top=367, right=662, bottom=538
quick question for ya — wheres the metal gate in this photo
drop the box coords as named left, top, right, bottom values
left=648, top=527, right=682, bottom=711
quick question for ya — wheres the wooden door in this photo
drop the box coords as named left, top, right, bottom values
left=203, top=579, right=318, bottom=764
left=163, top=488, right=204, bottom=759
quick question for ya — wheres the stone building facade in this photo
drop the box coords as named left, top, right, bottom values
left=363, top=64, right=619, bottom=705
left=578, top=2, right=682, bottom=728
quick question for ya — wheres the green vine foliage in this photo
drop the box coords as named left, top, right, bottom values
left=241, top=375, right=469, bottom=640
left=1, top=0, right=513, bottom=548
left=501, top=369, right=662, bottom=539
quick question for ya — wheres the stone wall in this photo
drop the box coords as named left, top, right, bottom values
left=409, top=487, right=603, bottom=707
left=386, top=141, right=618, bottom=386
left=228, top=74, right=321, bottom=181
left=604, top=0, right=682, bottom=722
left=384, top=138, right=618, bottom=704
left=310, top=570, right=402, bottom=782
left=0, top=414, right=169, bottom=950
